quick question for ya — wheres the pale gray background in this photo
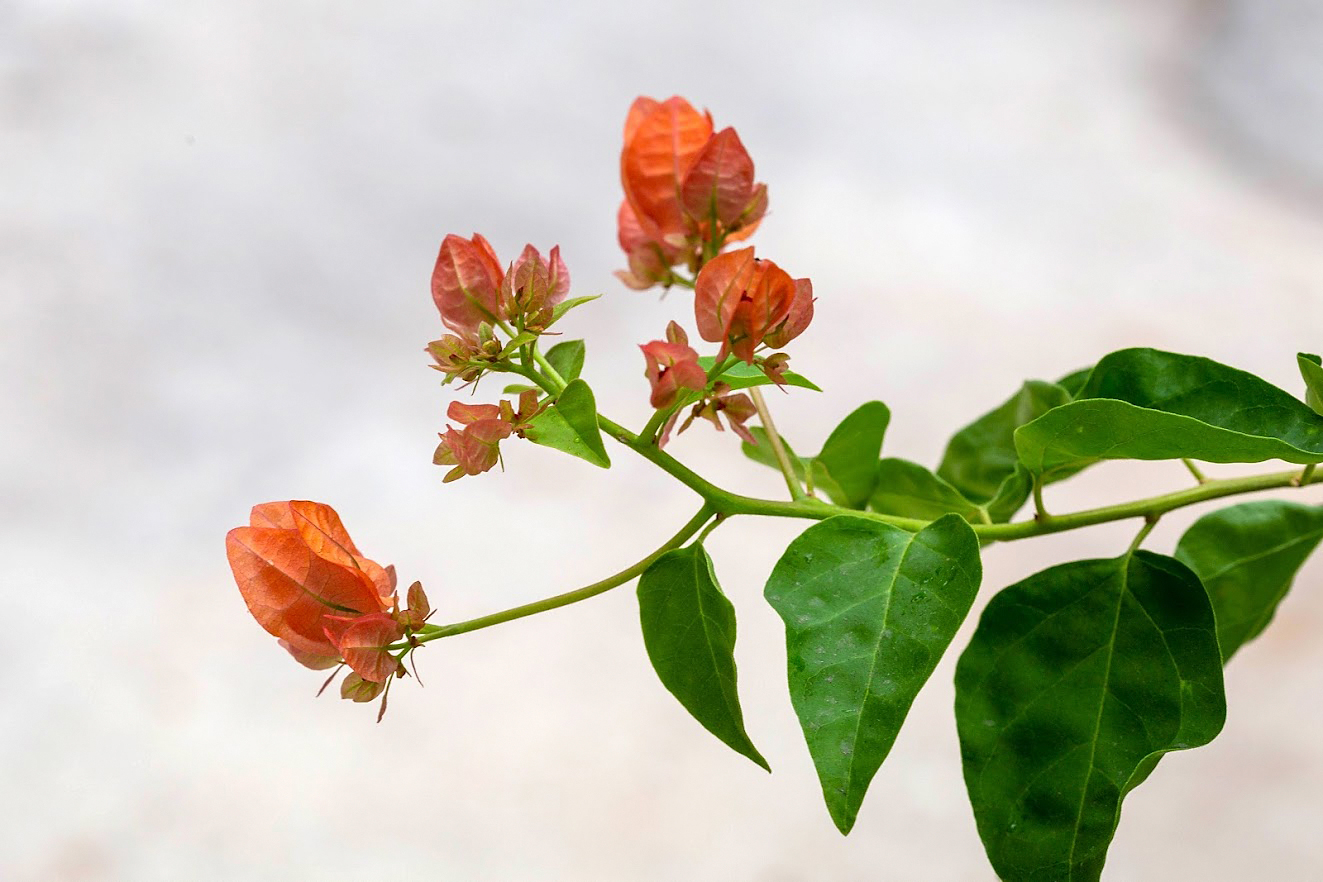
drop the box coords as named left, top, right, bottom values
left=4, top=1, right=1323, bottom=880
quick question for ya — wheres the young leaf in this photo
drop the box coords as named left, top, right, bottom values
left=1299, top=352, right=1323, bottom=415
left=1175, top=500, right=1323, bottom=661
left=1015, top=348, right=1323, bottom=479
left=696, top=356, right=821, bottom=392
left=955, top=551, right=1225, bottom=882
left=813, top=402, right=891, bottom=509
left=937, top=380, right=1073, bottom=504
left=524, top=379, right=610, bottom=468
left=764, top=514, right=982, bottom=834
left=547, top=293, right=601, bottom=326
left=869, top=458, right=984, bottom=523
left=545, top=339, right=586, bottom=383
left=637, top=545, right=769, bottom=770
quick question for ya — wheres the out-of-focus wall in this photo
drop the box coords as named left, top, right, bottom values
left=3, top=1, right=1322, bottom=879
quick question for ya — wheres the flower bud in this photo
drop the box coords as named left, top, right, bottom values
left=640, top=321, right=707, bottom=409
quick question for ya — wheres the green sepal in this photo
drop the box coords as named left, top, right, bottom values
left=523, top=379, right=610, bottom=468
left=637, top=544, right=769, bottom=770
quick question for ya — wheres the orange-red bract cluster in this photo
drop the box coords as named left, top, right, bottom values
left=640, top=321, right=706, bottom=409
left=694, top=247, right=814, bottom=364
left=433, top=390, right=541, bottom=482
left=432, top=235, right=569, bottom=339
left=617, top=96, right=767, bottom=290
left=226, top=501, right=412, bottom=684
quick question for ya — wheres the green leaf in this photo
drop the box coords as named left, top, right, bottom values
left=547, top=294, right=601, bottom=326
left=501, top=383, right=537, bottom=395
left=813, top=402, right=891, bottom=509
left=523, top=379, right=610, bottom=468
left=1056, top=366, right=1094, bottom=398
left=1299, top=352, right=1323, bottom=415
left=545, top=339, right=586, bottom=383
left=637, top=545, right=769, bottom=770
left=501, top=331, right=539, bottom=354
left=869, top=458, right=985, bottom=523
left=1016, top=348, right=1323, bottom=479
left=741, top=427, right=810, bottom=481
left=765, top=514, right=982, bottom=833
left=937, top=380, right=1074, bottom=504
left=696, top=356, right=821, bottom=392
left=955, top=551, right=1225, bottom=882
left=1175, top=500, right=1323, bottom=661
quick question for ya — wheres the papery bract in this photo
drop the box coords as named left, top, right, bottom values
left=621, top=96, right=713, bottom=244
left=681, top=127, right=766, bottom=236
left=226, top=501, right=394, bottom=665
left=502, top=244, right=570, bottom=326
left=432, top=233, right=506, bottom=338
left=432, top=394, right=542, bottom=482
left=763, top=277, right=815, bottom=350
left=332, top=612, right=406, bottom=683
left=694, top=247, right=797, bottom=363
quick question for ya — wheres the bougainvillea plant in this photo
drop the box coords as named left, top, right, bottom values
left=226, top=95, right=1323, bottom=880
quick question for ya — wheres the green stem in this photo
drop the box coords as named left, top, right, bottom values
left=1032, top=478, right=1049, bottom=522
left=1297, top=464, right=1316, bottom=486
left=749, top=386, right=806, bottom=501
left=413, top=504, right=716, bottom=641
left=1127, top=516, right=1159, bottom=555
left=1182, top=458, right=1208, bottom=484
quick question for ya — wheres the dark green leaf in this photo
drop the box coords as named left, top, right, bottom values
left=765, top=514, right=982, bottom=833
left=869, top=458, right=985, bottom=523
left=955, top=551, right=1225, bottom=882
left=637, top=545, right=769, bottom=770
left=1175, top=500, right=1323, bottom=661
left=814, top=402, right=891, bottom=509
left=524, top=379, right=610, bottom=468
left=545, top=339, right=586, bottom=383
left=1016, top=348, right=1323, bottom=479
left=697, top=356, right=821, bottom=392
left=938, top=380, right=1073, bottom=503
left=1299, top=352, right=1323, bottom=415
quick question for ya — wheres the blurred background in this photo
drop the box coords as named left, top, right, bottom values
left=4, top=1, right=1323, bottom=879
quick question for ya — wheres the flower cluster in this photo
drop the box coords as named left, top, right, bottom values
left=225, top=501, right=430, bottom=711
left=616, top=96, right=767, bottom=291
left=434, top=390, right=542, bottom=482
left=231, top=94, right=820, bottom=711
left=428, top=237, right=573, bottom=387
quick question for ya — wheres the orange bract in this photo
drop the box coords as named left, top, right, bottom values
left=621, top=96, right=714, bottom=242
left=693, top=247, right=798, bottom=364
left=226, top=501, right=394, bottom=666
